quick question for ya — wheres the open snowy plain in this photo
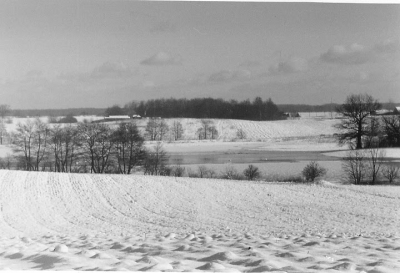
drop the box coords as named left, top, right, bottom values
left=0, top=116, right=400, bottom=271
left=0, top=170, right=399, bottom=272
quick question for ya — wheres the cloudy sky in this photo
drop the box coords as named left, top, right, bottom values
left=1, top=1, right=399, bottom=109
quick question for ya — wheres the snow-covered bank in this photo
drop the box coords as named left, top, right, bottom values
left=324, top=148, right=400, bottom=160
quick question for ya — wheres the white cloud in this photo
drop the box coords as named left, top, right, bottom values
left=269, top=57, right=308, bottom=74
left=373, top=39, right=400, bottom=54
left=140, top=52, right=182, bottom=66
left=320, top=43, right=371, bottom=65
left=320, top=39, right=400, bottom=65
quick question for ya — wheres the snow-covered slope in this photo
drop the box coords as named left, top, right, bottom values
left=0, top=170, right=399, bottom=271
left=1, top=170, right=398, bottom=238
left=5, top=117, right=338, bottom=141
left=145, top=118, right=339, bottom=141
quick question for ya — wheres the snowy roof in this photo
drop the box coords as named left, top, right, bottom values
left=104, top=115, right=130, bottom=119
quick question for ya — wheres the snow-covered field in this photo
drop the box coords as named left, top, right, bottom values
left=1, top=117, right=400, bottom=271
left=143, top=118, right=339, bottom=141
left=0, top=170, right=399, bottom=272
left=3, top=116, right=338, bottom=141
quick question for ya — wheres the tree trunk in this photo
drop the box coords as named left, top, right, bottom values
left=357, top=122, right=363, bottom=149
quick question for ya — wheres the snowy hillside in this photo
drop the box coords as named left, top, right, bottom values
left=4, top=116, right=339, bottom=141
left=0, top=170, right=399, bottom=271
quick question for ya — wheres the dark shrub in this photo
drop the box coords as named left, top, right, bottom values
left=243, top=164, right=260, bottom=180
left=302, top=161, right=327, bottom=182
left=58, top=114, right=77, bottom=123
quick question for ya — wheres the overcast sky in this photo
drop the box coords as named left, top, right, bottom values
left=1, top=1, right=399, bottom=109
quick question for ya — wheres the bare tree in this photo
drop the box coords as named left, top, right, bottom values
left=145, top=118, right=169, bottom=141
left=198, top=165, right=209, bottom=178
left=172, top=120, right=184, bottom=141
left=145, top=118, right=159, bottom=141
left=13, top=118, right=50, bottom=171
left=196, top=165, right=216, bottom=178
left=78, top=123, right=114, bottom=173
left=382, top=115, right=400, bottom=147
left=143, top=142, right=169, bottom=175
left=342, top=149, right=367, bottom=184
left=381, top=164, right=399, bottom=184
left=335, top=94, right=381, bottom=149
left=113, top=122, right=145, bottom=174
left=236, top=129, right=247, bottom=139
left=220, top=165, right=242, bottom=180
left=199, top=119, right=212, bottom=140
left=197, top=127, right=205, bottom=140
left=364, top=117, right=381, bottom=148
left=158, top=119, right=169, bottom=141
left=208, top=125, right=218, bottom=139
left=50, top=125, right=80, bottom=172
left=171, top=165, right=186, bottom=177
left=368, top=147, right=385, bottom=185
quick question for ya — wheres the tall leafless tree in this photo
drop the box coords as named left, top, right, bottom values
left=143, top=142, right=168, bottom=175
left=342, top=149, right=367, bottom=184
left=382, top=115, right=400, bottom=147
left=13, top=118, right=50, bottom=171
left=50, top=125, right=80, bottom=172
left=113, top=122, right=145, bottom=174
left=145, top=118, right=159, bottom=141
left=368, top=146, right=385, bottom=185
left=158, top=119, right=169, bottom=141
left=172, top=120, right=184, bottom=141
left=335, top=94, right=380, bottom=149
left=78, top=123, right=114, bottom=173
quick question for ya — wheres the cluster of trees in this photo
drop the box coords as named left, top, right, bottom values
left=279, top=103, right=339, bottom=113
left=335, top=93, right=400, bottom=184
left=196, top=120, right=218, bottom=140
left=144, top=118, right=184, bottom=141
left=278, top=101, right=397, bottom=114
left=336, top=94, right=400, bottom=149
left=11, top=108, right=105, bottom=118
left=122, top=97, right=284, bottom=120
left=6, top=119, right=168, bottom=175
left=143, top=118, right=218, bottom=141
left=343, top=148, right=399, bottom=185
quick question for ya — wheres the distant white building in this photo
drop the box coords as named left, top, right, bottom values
left=375, top=109, right=391, bottom=115
left=104, top=115, right=131, bottom=119
left=284, top=112, right=300, bottom=119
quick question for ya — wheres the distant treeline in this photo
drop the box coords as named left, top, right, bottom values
left=278, top=104, right=339, bottom=113
left=11, top=108, right=105, bottom=117
left=278, top=102, right=399, bottom=113
left=9, top=101, right=399, bottom=119
left=124, top=97, right=284, bottom=121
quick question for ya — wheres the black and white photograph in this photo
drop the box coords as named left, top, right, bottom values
left=0, top=0, right=399, bottom=271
